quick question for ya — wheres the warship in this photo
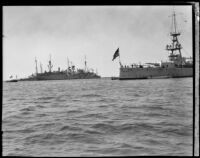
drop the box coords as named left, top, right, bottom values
left=112, top=11, right=193, bottom=80
left=20, top=55, right=100, bottom=81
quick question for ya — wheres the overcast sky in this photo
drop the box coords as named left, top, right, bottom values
left=3, top=5, right=192, bottom=80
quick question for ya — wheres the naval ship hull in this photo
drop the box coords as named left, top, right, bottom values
left=35, top=74, right=100, bottom=80
left=20, top=72, right=100, bottom=81
left=119, top=67, right=193, bottom=80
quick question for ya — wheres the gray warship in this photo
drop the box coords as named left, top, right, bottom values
left=20, top=55, right=100, bottom=81
left=113, top=11, right=193, bottom=80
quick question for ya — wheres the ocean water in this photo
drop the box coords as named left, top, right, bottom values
left=2, top=78, right=193, bottom=156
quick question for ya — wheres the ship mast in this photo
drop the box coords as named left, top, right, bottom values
left=35, top=57, right=38, bottom=75
left=166, top=11, right=183, bottom=67
left=48, top=54, right=53, bottom=73
left=84, top=55, right=87, bottom=72
left=40, top=62, right=43, bottom=73
left=67, top=57, right=70, bottom=69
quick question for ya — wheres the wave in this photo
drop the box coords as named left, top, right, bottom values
left=119, top=143, right=134, bottom=149
left=5, top=128, right=36, bottom=134
left=160, top=127, right=192, bottom=137
left=144, top=112, right=169, bottom=117
left=37, top=96, right=55, bottom=100
left=120, top=122, right=158, bottom=132
left=66, top=132, right=104, bottom=144
left=81, top=113, right=107, bottom=119
left=67, top=109, right=82, bottom=114
left=20, top=111, right=31, bottom=115
left=71, top=99, right=81, bottom=102
left=84, top=129, right=104, bottom=135
left=35, top=113, right=47, bottom=117
left=31, top=122, right=56, bottom=130
left=59, top=125, right=83, bottom=132
left=24, top=133, right=67, bottom=145
left=36, top=105, right=45, bottom=108
left=81, top=94, right=102, bottom=98
left=91, top=123, right=117, bottom=133
left=91, top=122, right=160, bottom=135
left=20, top=106, right=36, bottom=112
left=8, top=98, right=24, bottom=101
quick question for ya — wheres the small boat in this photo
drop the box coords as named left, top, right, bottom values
left=6, top=79, right=18, bottom=82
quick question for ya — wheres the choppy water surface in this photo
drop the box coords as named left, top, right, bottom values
left=2, top=78, right=193, bottom=156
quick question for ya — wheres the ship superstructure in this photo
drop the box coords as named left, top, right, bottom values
left=114, top=11, right=193, bottom=80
